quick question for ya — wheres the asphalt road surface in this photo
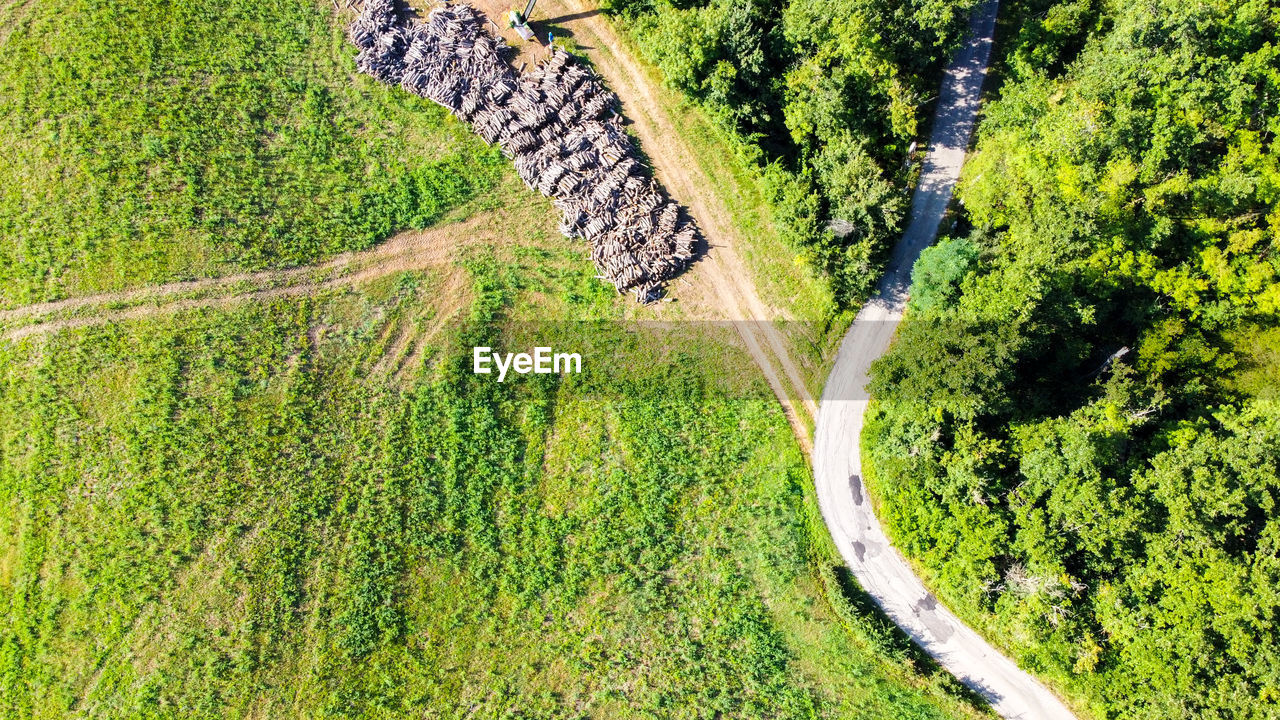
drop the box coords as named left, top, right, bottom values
left=812, top=2, right=1078, bottom=718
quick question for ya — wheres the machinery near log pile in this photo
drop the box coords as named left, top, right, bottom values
left=509, top=0, right=537, bottom=42
left=348, top=0, right=699, bottom=302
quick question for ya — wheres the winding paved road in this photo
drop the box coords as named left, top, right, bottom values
left=813, top=2, right=1077, bottom=718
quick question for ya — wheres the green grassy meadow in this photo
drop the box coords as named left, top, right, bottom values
left=0, top=0, right=501, bottom=307
left=0, top=253, right=986, bottom=719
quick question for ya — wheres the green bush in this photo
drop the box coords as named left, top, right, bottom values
left=907, top=237, right=978, bottom=315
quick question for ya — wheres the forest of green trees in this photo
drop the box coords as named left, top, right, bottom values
left=865, top=0, right=1280, bottom=717
left=607, top=0, right=979, bottom=304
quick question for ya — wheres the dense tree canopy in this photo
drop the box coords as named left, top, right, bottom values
left=606, top=0, right=979, bottom=305
left=866, top=0, right=1280, bottom=717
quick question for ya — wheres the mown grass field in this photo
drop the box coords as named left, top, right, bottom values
left=0, top=0, right=501, bottom=307
left=0, top=253, right=988, bottom=718
left=2, top=0, right=986, bottom=717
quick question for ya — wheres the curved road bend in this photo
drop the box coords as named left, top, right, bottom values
left=813, top=2, right=1077, bottom=719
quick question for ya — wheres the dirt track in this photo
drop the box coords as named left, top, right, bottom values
left=530, top=0, right=819, bottom=449
left=0, top=215, right=486, bottom=342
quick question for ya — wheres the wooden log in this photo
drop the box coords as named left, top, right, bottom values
left=349, top=1, right=703, bottom=302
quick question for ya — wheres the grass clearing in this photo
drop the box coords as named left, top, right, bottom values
left=0, top=0, right=501, bottom=308
left=1, top=243, right=985, bottom=718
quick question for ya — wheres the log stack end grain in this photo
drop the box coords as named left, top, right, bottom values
left=349, top=1, right=700, bottom=301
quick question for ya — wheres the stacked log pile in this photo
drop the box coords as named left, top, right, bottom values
left=348, top=0, right=698, bottom=301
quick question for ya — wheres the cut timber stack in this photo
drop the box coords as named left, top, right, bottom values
left=348, top=0, right=699, bottom=302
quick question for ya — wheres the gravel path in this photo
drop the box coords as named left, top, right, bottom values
left=813, top=3, right=1078, bottom=718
